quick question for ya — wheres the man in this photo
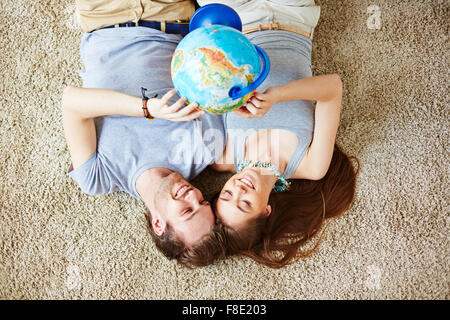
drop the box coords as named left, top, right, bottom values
left=63, top=0, right=226, bottom=266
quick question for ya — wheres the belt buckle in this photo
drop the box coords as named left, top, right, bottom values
left=173, top=19, right=189, bottom=24
left=268, top=22, right=280, bottom=30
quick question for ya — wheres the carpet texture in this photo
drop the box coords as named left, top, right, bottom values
left=0, top=0, right=448, bottom=299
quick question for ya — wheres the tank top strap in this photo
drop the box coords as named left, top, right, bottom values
left=232, top=135, right=246, bottom=173
left=282, top=135, right=311, bottom=180
left=231, top=132, right=312, bottom=179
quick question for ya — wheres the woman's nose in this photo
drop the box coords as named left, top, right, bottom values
left=233, top=185, right=247, bottom=200
left=233, top=179, right=248, bottom=191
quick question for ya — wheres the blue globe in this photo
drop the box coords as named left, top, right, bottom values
left=171, top=25, right=262, bottom=114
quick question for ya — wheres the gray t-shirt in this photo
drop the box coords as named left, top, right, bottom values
left=226, top=30, right=315, bottom=179
left=68, top=27, right=226, bottom=199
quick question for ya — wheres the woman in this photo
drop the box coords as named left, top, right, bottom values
left=204, top=0, right=360, bottom=268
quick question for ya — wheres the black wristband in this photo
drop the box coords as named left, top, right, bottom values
left=141, top=87, right=158, bottom=120
left=141, top=87, right=158, bottom=100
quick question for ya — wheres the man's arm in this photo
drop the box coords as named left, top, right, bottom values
left=61, top=86, right=144, bottom=169
left=61, top=86, right=203, bottom=169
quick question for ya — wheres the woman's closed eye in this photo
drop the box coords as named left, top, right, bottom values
left=242, top=200, right=251, bottom=209
left=220, top=191, right=251, bottom=206
left=220, top=190, right=232, bottom=200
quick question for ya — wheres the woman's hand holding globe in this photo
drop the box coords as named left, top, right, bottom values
left=233, top=86, right=280, bottom=119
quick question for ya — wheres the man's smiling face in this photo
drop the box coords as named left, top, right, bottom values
left=152, top=172, right=215, bottom=247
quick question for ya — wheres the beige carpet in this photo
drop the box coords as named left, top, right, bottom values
left=0, top=0, right=448, bottom=299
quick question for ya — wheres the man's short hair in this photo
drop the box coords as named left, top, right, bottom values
left=144, top=210, right=226, bottom=268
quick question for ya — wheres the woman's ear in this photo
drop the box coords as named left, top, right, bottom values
left=152, top=217, right=166, bottom=236
left=263, top=204, right=272, bottom=217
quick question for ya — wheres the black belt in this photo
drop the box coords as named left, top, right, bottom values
left=100, top=20, right=189, bottom=35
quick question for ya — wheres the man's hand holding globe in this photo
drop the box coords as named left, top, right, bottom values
left=147, top=88, right=205, bottom=122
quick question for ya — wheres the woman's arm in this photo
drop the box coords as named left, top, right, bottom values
left=234, top=74, right=342, bottom=119
left=286, top=74, right=343, bottom=180
left=61, top=86, right=203, bottom=169
left=237, top=74, right=343, bottom=179
left=230, top=74, right=342, bottom=179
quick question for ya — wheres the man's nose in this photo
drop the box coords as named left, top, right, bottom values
left=185, top=188, right=201, bottom=203
left=184, top=190, right=205, bottom=210
left=184, top=188, right=195, bottom=199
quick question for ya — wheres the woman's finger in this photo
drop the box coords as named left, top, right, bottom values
left=245, top=101, right=259, bottom=114
left=250, top=97, right=263, bottom=108
left=253, top=92, right=266, bottom=100
left=233, top=106, right=253, bottom=118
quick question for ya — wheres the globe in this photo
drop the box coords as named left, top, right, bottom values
left=171, top=25, right=263, bottom=114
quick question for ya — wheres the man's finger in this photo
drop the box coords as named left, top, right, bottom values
left=161, top=88, right=179, bottom=105
left=165, top=96, right=187, bottom=113
left=173, top=110, right=205, bottom=122
left=172, top=102, right=199, bottom=117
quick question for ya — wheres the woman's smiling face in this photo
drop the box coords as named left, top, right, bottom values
left=215, top=167, right=274, bottom=230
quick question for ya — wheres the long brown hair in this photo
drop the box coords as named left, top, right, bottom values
left=218, top=143, right=360, bottom=268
